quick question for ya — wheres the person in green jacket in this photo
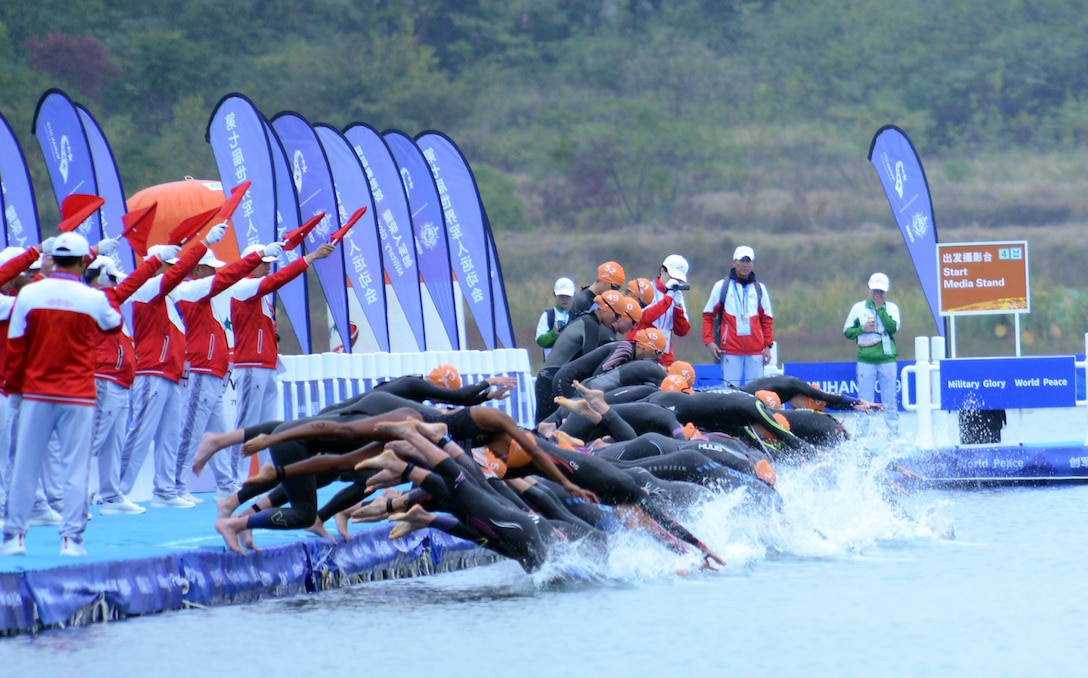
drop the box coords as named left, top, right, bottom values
left=535, top=277, right=576, bottom=358
left=843, top=272, right=901, bottom=436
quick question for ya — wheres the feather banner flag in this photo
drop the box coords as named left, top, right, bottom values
left=0, top=112, right=41, bottom=248
left=868, top=125, right=943, bottom=336
left=416, top=131, right=516, bottom=349
left=383, top=130, right=459, bottom=349
left=31, top=89, right=103, bottom=242
left=345, top=123, right=427, bottom=351
left=270, top=112, right=352, bottom=352
left=314, top=124, right=389, bottom=352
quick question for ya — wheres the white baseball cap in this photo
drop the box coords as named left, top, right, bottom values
left=553, top=277, right=576, bottom=297
left=243, top=243, right=279, bottom=263
left=662, top=254, right=689, bottom=282
left=198, top=250, right=227, bottom=268
left=868, top=272, right=890, bottom=292
left=733, top=245, right=755, bottom=262
left=52, top=232, right=90, bottom=258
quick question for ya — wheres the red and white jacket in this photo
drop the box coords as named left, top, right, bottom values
left=95, top=255, right=169, bottom=388
left=128, top=243, right=209, bottom=383
left=228, top=256, right=309, bottom=369
left=4, top=271, right=122, bottom=405
left=0, top=247, right=43, bottom=394
left=173, top=252, right=262, bottom=379
left=634, top=277, right=691, bottom=367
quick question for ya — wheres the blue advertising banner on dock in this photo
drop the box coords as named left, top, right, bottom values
left=939, top=356, right=1076, bottom=410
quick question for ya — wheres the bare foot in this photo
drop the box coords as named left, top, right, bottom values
left=242, top=433, right=272, bottom=457
left=536, top=421, right=558, bottom=439
left=216, top=492, right=240, bottom=519
left=386, top=440, right=428, bottom=465
left=355, top=447, right=405, bottom=472
left=553, top=395, right=598, bottom=421
left=374, top=419, right=421, bottom=440
left=365, top=467, right=407, bottom=492
left=306, top=517, right=335, bottom=540
left=215, top=518, right=247, bottom=555
left=410, top=419, right=448, bottom=443
left=193, top=432, right=222, bottom=476
left=574, top=381, right=609, bottom=416
left=388, top=504, right=436, bottom=539
left=239, top=529, right=258, bottom=551
left=335, top=506, right=357, bottom=540
left=554, top=430, right=586, bottom=448
left=243, top=463, right=277, bottom=487
left=351, top=489, right=402, bottom=523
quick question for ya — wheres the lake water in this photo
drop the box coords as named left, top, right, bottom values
left=3, top=440, right=1086, bottom=677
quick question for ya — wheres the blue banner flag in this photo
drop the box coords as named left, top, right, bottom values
left=314, top=123, right=389, bottom=352
left=344, top=123, right=427, bottom=351
left=0, top=112, right=41, bottom=248
left=868, top=125, right=943, bottom=336
left=266, top=120, right=312, bottom=354
left=940, top=356, right=1076, bottom=410
left=384, top=130, right=460, bottom=349
left=31, top=89, right=103, bottom=241
left=416, top=131, right=509, bottom=349
left=76, top=104, right=136, bottom=276
left=270, top=112, right=351, bottom=352
left=205, top=94, right=277, bottom=254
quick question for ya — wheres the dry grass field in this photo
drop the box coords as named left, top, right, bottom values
left=493, top=148, right=1088, bottom=371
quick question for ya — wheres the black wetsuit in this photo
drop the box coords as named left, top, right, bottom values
left=740, top=375, right=861, bottom=410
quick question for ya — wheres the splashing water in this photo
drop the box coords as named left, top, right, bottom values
left=529, top=436, right=954, bottom=587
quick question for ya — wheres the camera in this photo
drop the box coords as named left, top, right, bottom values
left=671, top=282, right=691, bottom=291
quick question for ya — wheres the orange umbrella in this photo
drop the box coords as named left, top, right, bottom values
left=126, top=178, right=241, bottom=263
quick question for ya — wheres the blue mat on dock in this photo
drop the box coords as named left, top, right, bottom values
left=0, top=487, right=497, bottom=635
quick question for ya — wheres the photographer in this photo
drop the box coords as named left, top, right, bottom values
left=634, top=254, right=691, bottom=367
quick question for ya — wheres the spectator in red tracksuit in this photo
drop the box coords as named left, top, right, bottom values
left=0, top=245, right=46, bottom=524
left=1, top=232, right=122, bottom=557
left=213, top=241, right=336, bottom=479
left=633, top=254, right=691, bottom=367
left=118, top=225, right=227, bottom=507
left=172, top=243, right=279, bottom=502
left=86, top=248, right=179, bottom=515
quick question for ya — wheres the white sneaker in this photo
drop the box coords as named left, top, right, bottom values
left=1, top=533, right=27, bottom=556
left=100, top=498, right=147, bottom=515
left=28, top=507, right=62, bottom=526
left=179, top=493, right=204, bottom=505
left=150, top=496, right=196, bottom=509
left=59, top=536, right=87, bottom=557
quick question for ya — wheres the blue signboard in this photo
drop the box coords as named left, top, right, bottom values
left=939, top=356, right=1076, bottom=410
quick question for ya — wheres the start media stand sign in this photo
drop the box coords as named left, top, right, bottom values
left=937, top=241, right=1029, bottom=315
left=940, top=355, right=1076, bottom=410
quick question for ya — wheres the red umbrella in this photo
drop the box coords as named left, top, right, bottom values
left=126, top=178, right=241, bottom=263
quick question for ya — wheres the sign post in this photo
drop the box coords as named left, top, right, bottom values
left=937, top=240, right=1029, bottom=357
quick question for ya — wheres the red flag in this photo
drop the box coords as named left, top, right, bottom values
left=121, top=203, right=157, bottom=257
left=57, top=194, right=106, bottom=233
left=216, top=180, right=251, bottom=222
left=167, top=206, right=221, bottom=246
left=283, top=211, right=325, bottom=251
left=330, top=206, right=367, bottom=243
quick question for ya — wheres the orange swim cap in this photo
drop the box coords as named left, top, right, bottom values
left=795, top=395, right=827, bottom=411
left=773, top=412, right=791, bottom=432
left=597, top=261, right=625, bottom=287
left=428, top=364, right=462, bottom=389
left=754, top=459, right=777, bottom=486
left=660, top=374, right=689, bottom=392
left=754, top=390, right=781, bottom=410
left=636, top=327, right=668, bottom=354
left=627, top=277, right=655, bottom=306
left=668, top=361, right=696, bottom=388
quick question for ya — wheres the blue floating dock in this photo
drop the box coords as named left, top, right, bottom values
left=0, top=487, right=498, bottom=636
left=897, top=442, right=1088, bottom=487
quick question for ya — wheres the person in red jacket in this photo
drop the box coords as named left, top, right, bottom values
left=219, top=240, right=336, bottom=479
left=172, top=242, right=280, bottom=503
left=86, top=249, right=179, bottom=515
left=118, top=225, right=227, bottom=507
left=634, top=254, right=691, bottom=367
left=1, top=232, right=122, bottom=557
left=701, top=245, right=774, bottom=387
